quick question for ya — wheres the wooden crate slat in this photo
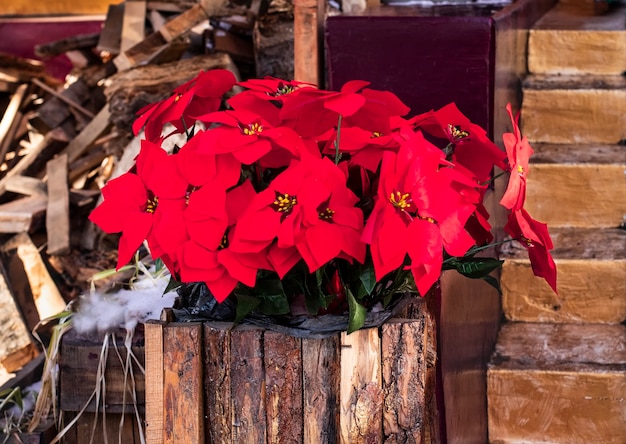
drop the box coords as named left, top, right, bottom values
left=203, top=322, right=232, bottom=442
left=144, top=320, right=165, bottom=444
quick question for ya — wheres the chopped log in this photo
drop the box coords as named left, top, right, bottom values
left=302, top=335, right=340, bottom=443
left=264, top=331, right=303, bottom=443
left=34, top=33, right=101, bottom=59
left=339, top=327, right=383, bottom=443
left=144, top=320, right=165, bottom=444
left=32, top=78, right=96, bottom=120
left=1, top=232, right=67, bottom=324
left=203, top=322, right=232, bottom=442
left=46, top=154, right=70, bottom=255
left=121, top=1, right=147, bottom=53
left=59, top=329, right=146, bottom=413
left=0, top=195, right=48, bottom=233
left=253, top=8, right=294, bottom=79
left=98, top=3, right=125, bottom=55
left=230, top=325, right=266, bottom=443
left=0, top=129, right=67, bottom=196
left=159, top=3, right=207, bottom=42
left=0, top=84, right=28, bottom=165
left=0, top=259, right=37, bottom=373
left=381, top=319, right=428, bottom=443
left=163, top=323, right=204, bottom=444
left=61, top=106, right=111, bottom=164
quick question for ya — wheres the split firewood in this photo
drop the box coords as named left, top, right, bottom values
left=120, top=0, right=147, bottom=53
left=34, top=33, right=101, bottom=59
left=46, top=154, right=70, bottom=255
left=98, top=3, right=125, bottom=56
left=0, top=84, right=29, bottom=162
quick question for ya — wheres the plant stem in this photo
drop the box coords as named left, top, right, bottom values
left=334, top=114, right=343, bottom=164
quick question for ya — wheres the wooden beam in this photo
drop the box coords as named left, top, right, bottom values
left=120, top=0, right=147, bottom=53
left=46, top=154, right=70, bottom=255
left=163, top=323, right=204, bottom=444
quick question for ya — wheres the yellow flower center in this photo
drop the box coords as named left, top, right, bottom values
left=145, top=196, right=158, bottom=214
left=272, top=192, right=297, bottom=215
left=448, top=123, right=469, bottom=140
left=174, top=94, right=182, bottom=102
left=372, top=131, right=383, bottom=138
left=243, top=122, right=263, bottom=136
left=516, top=164, right=525, bottom=175
left=319, top=207, right=335, bottom=221
left=219, top=232, right=229, bottom=250
left=389, top=191, right=412, bottom=212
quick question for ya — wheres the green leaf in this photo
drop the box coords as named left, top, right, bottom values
left=234, top=293, right=261, bottom=324
left=481, top=275, right=502, bottom=295
left=346, top=288, right=367, bottom=334
left=451, top=257, right=504, bottom=279
left=163, top=277, right=182, bottom=294
left=359, top=262, right=376, bottom=295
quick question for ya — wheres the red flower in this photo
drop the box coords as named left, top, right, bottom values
left=89, top=140, right=188, bottom=269
left=499, top=103, right=534, bottom=211
left=362, top=131, right=479, bottom=296
left=177, top=180, right=270, bottom=302
left=415, top=103, right=507, bottom=183
left=505, top=209, right=557, bottom=293
left=231, top=158, right=366, bottom=277
left=132, top=69, right=236, bottom=141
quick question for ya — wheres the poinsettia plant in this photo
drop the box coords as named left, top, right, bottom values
left=89, top=69, right=557, bottom=333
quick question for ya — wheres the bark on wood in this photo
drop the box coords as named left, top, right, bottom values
left=160, top=3, right=207, bottom=42
left=340, top=327, right=383, bottom=444
left=302, top=335, right=340, bottom=443
left=254, top=6, right=294, bottom=80
left=163, top=322, right=204, bottom=444
left=144, top=320, right=165, bottom=444
left=46, top=154, right=70, bottom=255
left=59, top=329, right=145, bottom=413
left=264, top=331, right=303, bottom=444
left=203, top=322, right=232, bottom=443
left=230, top=325, right=266, bottom=444
left=32, top=79, right=95, bottom=131
left=382, top=319, right=428, bottom=443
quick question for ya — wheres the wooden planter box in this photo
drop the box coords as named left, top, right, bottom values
left=58, top=329, right=145, bottom=444
left=144, top=298, right=439, bottom=443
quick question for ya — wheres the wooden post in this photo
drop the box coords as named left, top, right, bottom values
left=293, top=0, right=321, bottom=85
left=264, top=331, right=303, bottom=443
left=302, top=336, right=340, bottom=443
left=163, top=323, right=204, bottom=444
left=230, top=325, right=266, bottom=444
left=203, top=322, right=233, bottom=442
left=339, top=327, right=383, bottom=443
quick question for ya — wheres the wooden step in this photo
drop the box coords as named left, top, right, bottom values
left=524, top=144, right=626, bottom=228
left=521, top=75, right=626, bottom=144
left=500, top=227, right=626, bottom=324
left=528, top=4, right=626, bottom=75
left=487, top=322, right=626, bottom=443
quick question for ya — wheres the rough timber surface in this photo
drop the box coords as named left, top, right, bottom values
left=488, top=323, right=626, bottom=443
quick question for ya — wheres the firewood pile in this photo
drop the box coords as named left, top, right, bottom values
left=0, top=0, right=302, bottom=384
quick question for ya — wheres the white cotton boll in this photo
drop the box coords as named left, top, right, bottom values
left=72, top=274, right=177, bottom=335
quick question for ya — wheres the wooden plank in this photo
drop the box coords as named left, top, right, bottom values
left=339, top=327, right=383, bottom=444
left=46, top=154, right=70, bottom=255
left=488, top=323, right=626, bottom=443
left=381, top=319, right=428, bottom=443
left=160, top=4, right=208, bottom=42
left=293, top=0, right=320, bottom=86
left=120, top=1, right=147, bottom=53
left=97, top=2, right=125, bottom=55
left=203, top=322, right=232, bottom=442
left=61, top=106, right=111, bottom=164
left=59, top=329, right=145, bottom=413
left=230, top=325, right=266, bottom=444
left=0, top=195, right=47, bottom=233
left=3, top=176, right=47, bottom=197
left=502, top=259, right=626, bottom=324
left=302, top=335, right=340, bottom=443
left=144, top=320, right=165, bottom=444
left=522, top=75, right=626, bottom=144
left=264, top=331, right=303, bottom=443
left=72, top=412, right=138, bottom=444
left=163, top=323, right=204, bottom=444
left=0, top=261, right=37, bottom=373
